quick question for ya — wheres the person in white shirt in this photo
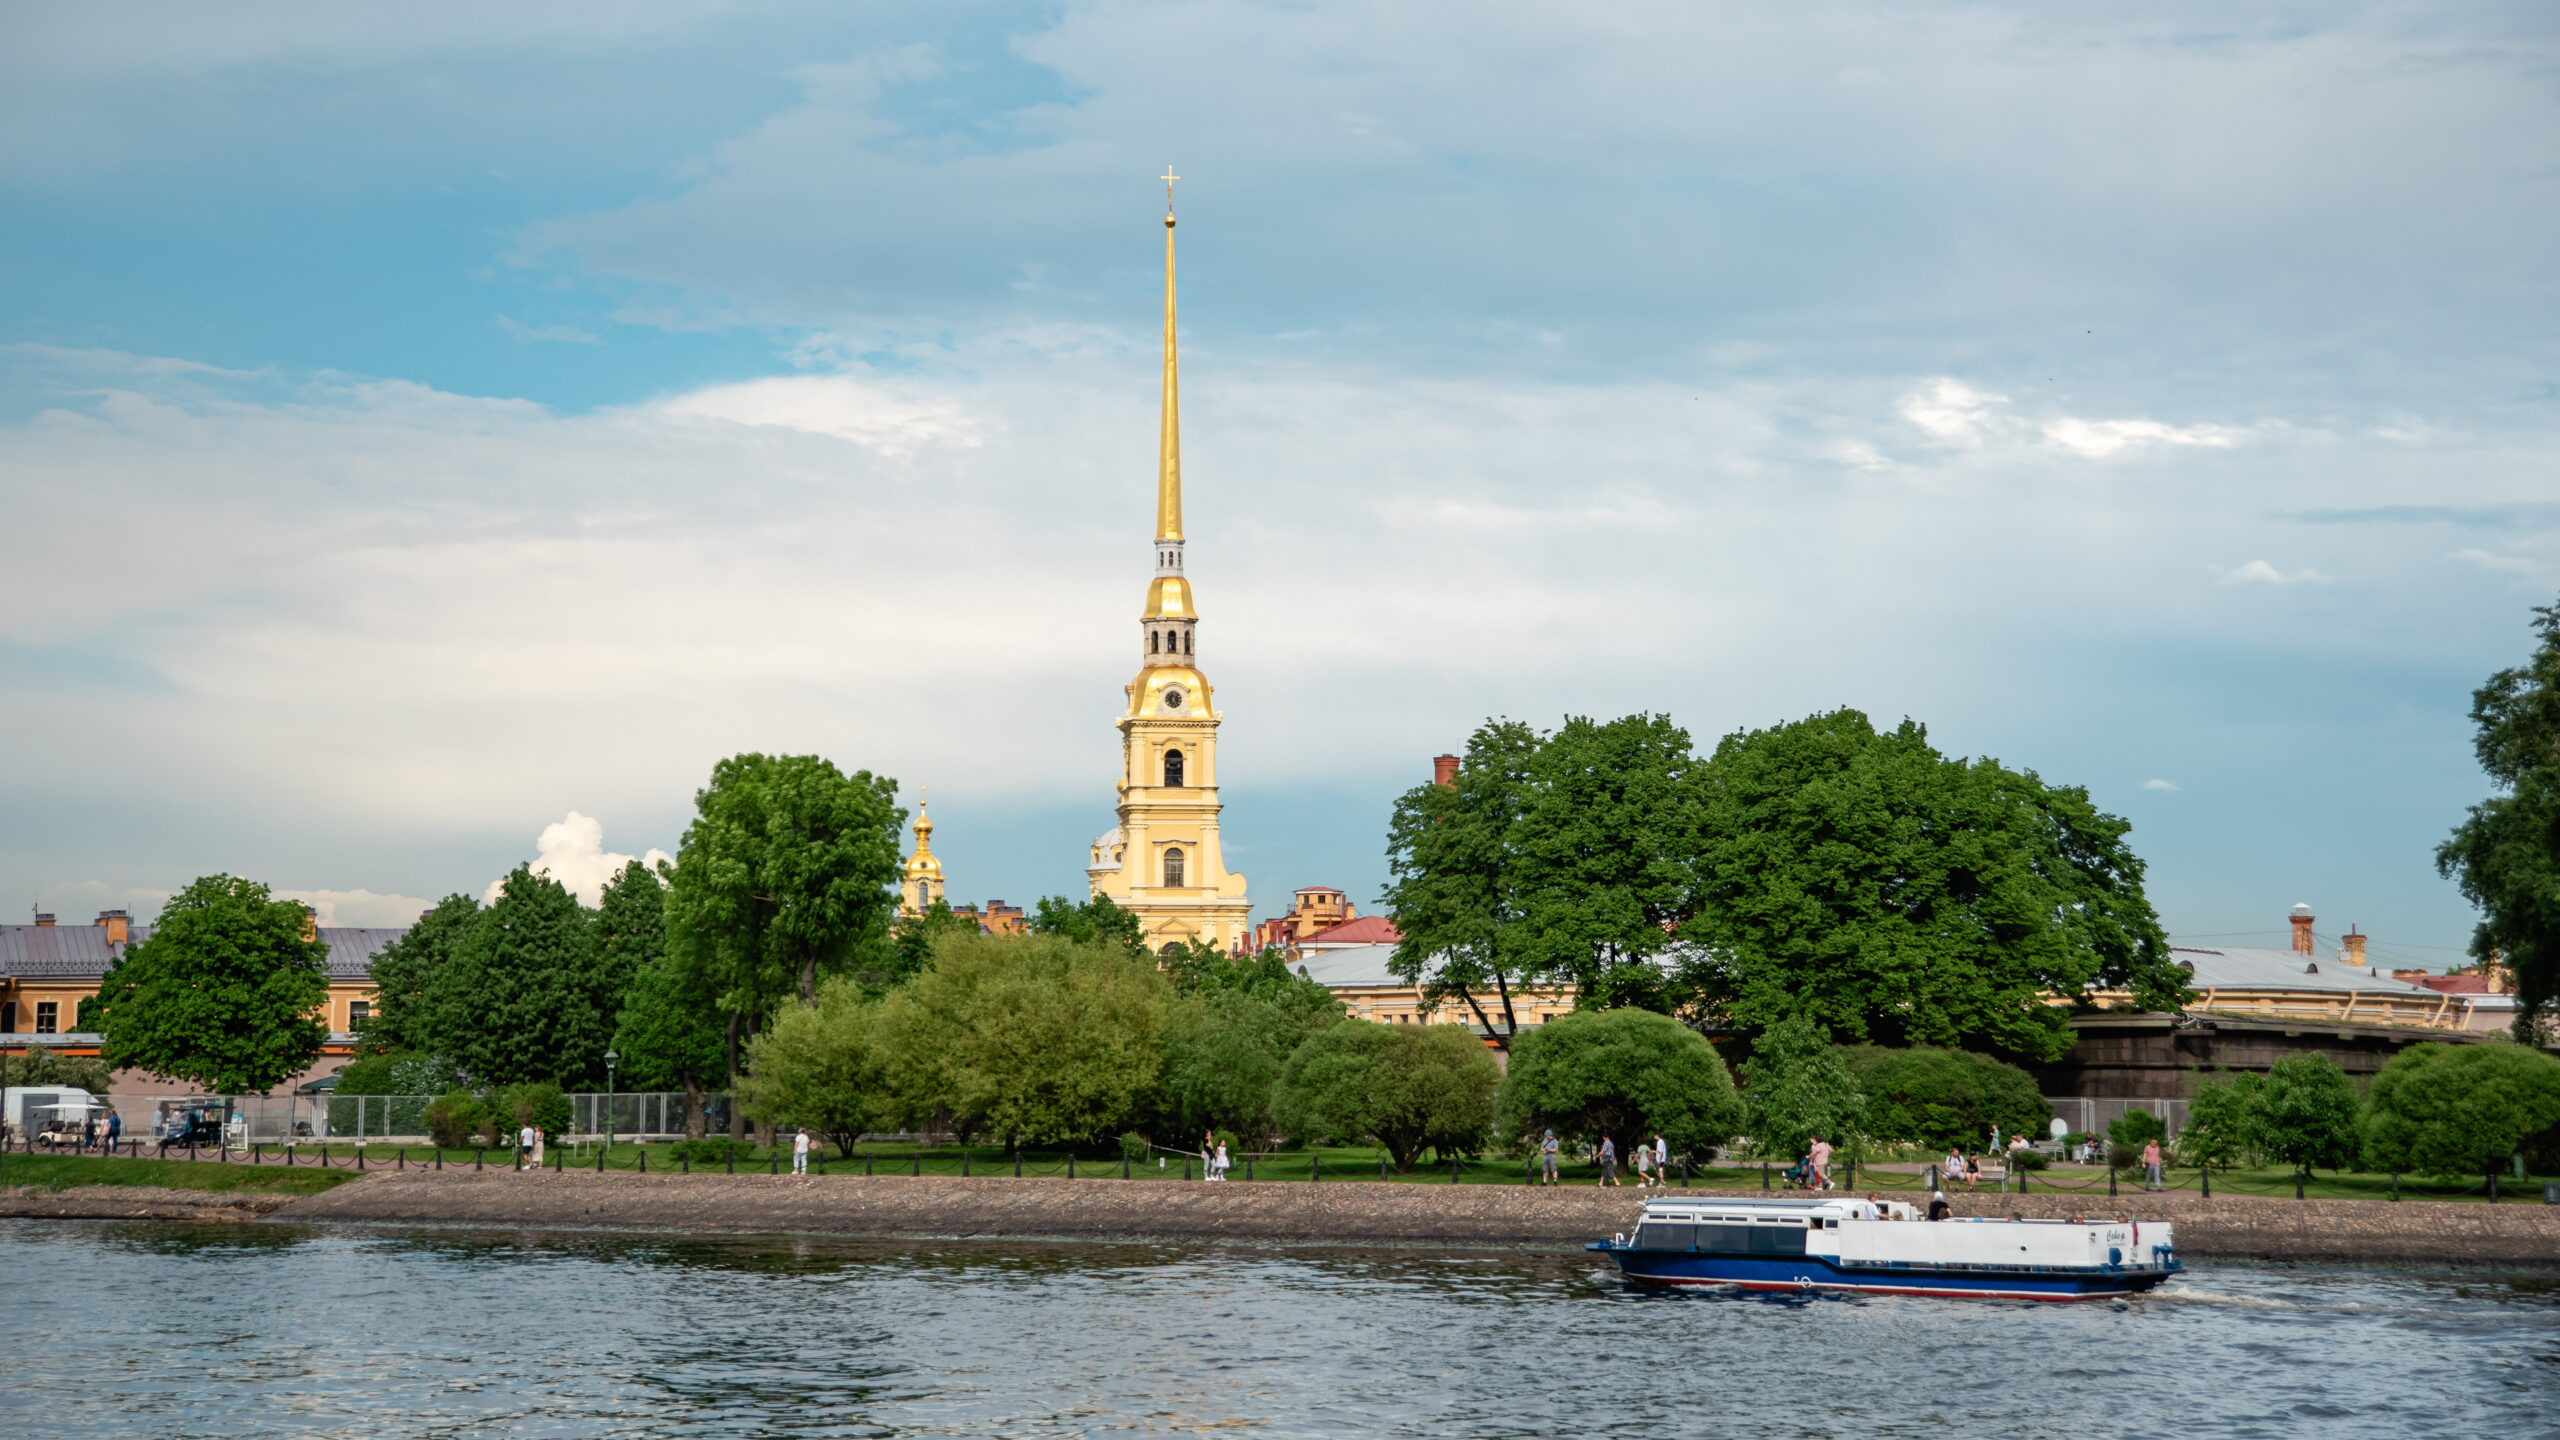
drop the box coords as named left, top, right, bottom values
left=792, top=1128, right=811, bottom=1175
left=1653, top=1133, right=1670, bottom=1186
left=1214, top=1141, right=1230, bottom=1181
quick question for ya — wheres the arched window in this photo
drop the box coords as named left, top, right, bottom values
left=1164, top=748, right=1185, bottom=787
left=1183, top=630, right=1193, bottom=654
left=1150, top=631, right=1159, bottom=654
left=1163, top=846, right=1186, bottom=887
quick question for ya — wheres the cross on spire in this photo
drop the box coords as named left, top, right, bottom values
left=1161, top=166, right=1179, bottom=212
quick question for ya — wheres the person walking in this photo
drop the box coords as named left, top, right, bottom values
left=517, top=1122, right=536, bottom=1172
left=105, top=1111, right=121, bottom=1157
left=1653, top=1133, right=1669, bottom=1185
left=1631, top=1139, right=1653, bottom=1189
left=530, top=1122, right=544, bottom=1169
left=1810, top=1136, right=1834, bottom=1191
left=2141, top=1138, right=2163, bottom=1192
left=1539, top=1129, right=1561, bottom=1186
left=1213, top=1140, right=1231, bottom=1182
left=1598, top=1136, right=1619, bottom=1187
left=792, top=1128, right=811, bottom=1175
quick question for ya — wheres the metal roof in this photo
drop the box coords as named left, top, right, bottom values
left=2171, top=946, right=2440, bottom=997
left=0, top=925, right=404, bottom=983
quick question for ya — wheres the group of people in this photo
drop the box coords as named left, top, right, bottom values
left=1533, top=1130, right=1673, bottom=1187
left=1200, top=1133, right=1232, bottom=1180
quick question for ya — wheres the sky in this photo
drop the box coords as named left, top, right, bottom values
left=3, top=1, right=2555, bottom=970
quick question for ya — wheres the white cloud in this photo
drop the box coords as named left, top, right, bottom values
left=1898, top=379, right=2010, bottom=447
left=660, top=373, right=982, bottom=457
left=2451, top=547, right=2538, bottom=576
left=2040, top=417, right=2245, bottom=459
left=277, top=888, right=438, bottom=928
left=2142, top=778, right=2180, bottom=792
left=2216, top=559, right=2329, bottom=586
left=489, top=812, right=671, bottom=907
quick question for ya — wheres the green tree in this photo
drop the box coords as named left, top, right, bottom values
left=421, top=866, right=614, bottom=1087
left=86, top=875, right=330, bottom=1094
left=594, top=859, right=667, bottom=1005
left=666, top=753, right=906, bottom=1136
left=1496, top=1008, right=1742, bottom=1162
left=1382, top=719, right=1543, bottom=1046
left=499, top=1080, right=572, bottom=1141
left=2256, top=1052, right=2362, bottom=1183
left=1838, top=1046, right=2048, bottom=1150
left=883, top=899, right=979, bottom=992
left=2364, top=1041, right=2560, bottom=1186
left=1159, top=958, right=1345, bottom=1142
left=1510, top=713, right=1700, bottom=1006
left=0, top=1047, right=115, bottom=1094
left=2178, top=1071, right=2265, bottom=1170
left=610, top=946, right=727, bottom=1140
left=1741, top=1015, right=1867, bottom=1164
left=1272, top=1019, right=1501, bottom=1170
left=1027, top=893, right=1147, bottom=955
left=357, top=893, right=477, bottom=1057
left=1680, top=709, right=2186, bottom=1063
left=740, top=977, right=892, bottom=1155
left=2437, top=597, right=2560, bottom=1043
left=875, top=930, right=1169, bottom=1147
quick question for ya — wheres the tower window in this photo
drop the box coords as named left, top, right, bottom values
left=1164, top=748, right=1185, bottom=787
left=1184, top=630, right=1192, bottom=654
left=1163, top=846, right=1186, bottom=887
left=1150, top=631, right=1159, bottom=654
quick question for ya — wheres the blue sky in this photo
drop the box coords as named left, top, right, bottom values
left=3, top=1, right=2556, bottom=970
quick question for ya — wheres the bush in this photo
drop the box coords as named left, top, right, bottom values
left=2011, top=1149, right=2050, bottom=1171
left=1500, top=1009, right=1743, bottom=1163
left=424, top=1090, right=485, bottom=1149
left=2364, top=1040, right=2560, bottom=1181
left=1118, top=1132, right=1151, bottom=1165
left=499, top=1081, right=571, bottom=1141
left=1274, top=1019, right=1500, bottom=1169
left=1741, top=1017, right=1864, bottom=1163
left=1838, top=1046, right=2050, bottom=1150
left=670, top=1136, right=757, bottom=1165
left=2107, top=1109, right=2167, bottom=1150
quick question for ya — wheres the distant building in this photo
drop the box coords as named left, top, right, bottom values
left=899, top=807, right=946, bottom=916
left=2080, top=904, right=2506, bottom=1033
left=1247, top=886, right=1362, bottom=953
left=1, top=909, right=394, bottom=1054
left=1290, top=943, right=1574, bottom=1047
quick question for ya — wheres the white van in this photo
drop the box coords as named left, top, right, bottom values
left=4, top=1086, right=112, bottom=1138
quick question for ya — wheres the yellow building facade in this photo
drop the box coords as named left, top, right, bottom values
left=1086, top=188, right=1251, bottom=954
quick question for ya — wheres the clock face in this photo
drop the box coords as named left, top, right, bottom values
left=1161, top=687, right=1187, bottom=712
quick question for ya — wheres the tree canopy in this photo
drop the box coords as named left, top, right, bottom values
left=665, top=752, right=905, bottom=1133
left=1741, top=1015, right=1867, bottom=1162
left=87, top=875, right=330, bottom=1094
left=421, top=865, right=618, bottom=1087
left=1838, top=1045, right=2048, bottom=1150
left=1028, top=893, right=1146, bottom=955
left=1496, top=1007, right=1742, bottom=1162
left=1272, top=1018, right=1500, bottom=1169
left=355, top=892, right=476, bottom=1056
left=875, top=929, right=1168, bottom=1146
left=740, top=977, right=892, bottom=1155
left=2438, top=596, right=2560, bottom=1043
left=2254, top=1052, right=2362, bottom=1178
left=1680, top=709, right=2186, bottom=1062
left=1382, top=719, right=1543, bottom=1044
left=2363, top=1041, right=2560, bottom=1182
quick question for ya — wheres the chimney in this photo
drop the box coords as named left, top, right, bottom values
left=2289, top=903, right=2315, bottom=956
left=1433, top=754, right=1460, bottom=788
left=32, top=912, right=54, bottom=927
left=2341, top=927, right=2367, bottom=968
left=95, top=909, right=130, bottom=945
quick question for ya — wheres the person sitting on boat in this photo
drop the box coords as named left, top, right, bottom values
left=1927, top=1191, right=1952, bottom=1221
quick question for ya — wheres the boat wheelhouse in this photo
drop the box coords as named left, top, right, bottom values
left=1590, top=1196, right=2178, bottom=1302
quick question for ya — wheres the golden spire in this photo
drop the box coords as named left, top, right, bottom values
left=1157, top=165, right=1182, bottom=544
left=908, top=800, right=941, bottom=878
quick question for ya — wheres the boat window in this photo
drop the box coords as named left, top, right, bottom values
left=1824, top=1219, right=1839, bottom=1229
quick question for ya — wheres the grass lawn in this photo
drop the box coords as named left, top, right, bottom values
left=0, top=1153, right=357, bottom=1196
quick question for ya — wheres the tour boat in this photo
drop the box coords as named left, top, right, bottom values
left=1589, top=1196, right=2179, bottom=1302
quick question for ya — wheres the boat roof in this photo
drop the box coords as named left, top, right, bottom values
left=1639, top=1196, right=1905, bottom=1217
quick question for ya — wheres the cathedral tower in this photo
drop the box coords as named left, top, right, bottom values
left=900, top=805, right=944, bottom=916
left=1087, top=177, right=1251, bottom=953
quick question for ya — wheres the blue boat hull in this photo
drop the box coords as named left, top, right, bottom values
left=1592, top=1244, right=2177, bottom=1302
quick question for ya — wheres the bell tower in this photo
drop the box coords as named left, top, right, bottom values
left=1087, top=172, right=1251, bottom=953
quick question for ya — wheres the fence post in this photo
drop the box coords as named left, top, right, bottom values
left=768, top=1152, right=776, bottom=1176
left=253, top=1144, right=261, bottom=1165
left=1015, top=1149, right=1022, bottom=1178
left=866, top=1154, right=874, bottom=1177
left=2390, top=1171, right=2398, bottom=1202
left=1453, top=1155, right=1461, bottom=1185
left=2201, top=1165, right=2211, bottom=1198
left=726, top=1150, right=735, bottom=1175
left=1185, top=1154, right=1193, bottom=1181
left=963, top=1149, right=971, bottom=1177
left=1246, top=1155, right=1254, bottom=1182
left=1378, top=1156, right=1386, bottom=1181
left=1122, top=1156, right=1130, bottom=1179
left=1068, top=1154, right=1075, bottom=1180
left=913, top=1152, right=920, bottom=1177
left=1311, top=1152, right=1320, bottom=1182
left=1761, top=1161, right=1769, bottom=1191
left=640, top=1150, right=648, bottom=1174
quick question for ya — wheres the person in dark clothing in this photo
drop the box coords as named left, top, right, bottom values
left=1927, top=1191, right=1953, bottom=1222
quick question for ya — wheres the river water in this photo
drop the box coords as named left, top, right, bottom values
left=3, top=1218, right=2552, bottom=1438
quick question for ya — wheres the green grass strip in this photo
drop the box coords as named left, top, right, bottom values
left=0, top=1154, right=356, bottom=1197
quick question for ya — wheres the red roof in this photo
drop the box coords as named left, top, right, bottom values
left=1300, top=915, right=1402, bottom=947
left=2414, top=973, right=2505, bottom=995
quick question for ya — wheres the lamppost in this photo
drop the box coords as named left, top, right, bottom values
left=604, top=1048, right=619, bottom=1155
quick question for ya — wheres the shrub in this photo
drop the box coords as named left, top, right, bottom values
left=670, top=1136, right=757, bottom=1165
left=1274, top=1019, right=1500, bottom=1169
left=2011, top=1149, right=2050, bottom=1171
left=2258, top=1053, right=2360, bottom=1177
left=1741, top=1017, right=1864, bottom=1162
left=1118, top=1132, right=1151, bottom=1165
left=2107, top=1109, right=2167, bottom=1149
left=2364, top=1041, right=2560, bottom=1182
left=424, top=1089, right=485, bottom=1149
left=499, top=1081, right=572, bottom=1141
left=1838, top=1046, right=2050, bottom=1151
left=2178, top=1070, right=2264, bottom=1170
left=1500, top=1009, right=1743, bottom=1163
